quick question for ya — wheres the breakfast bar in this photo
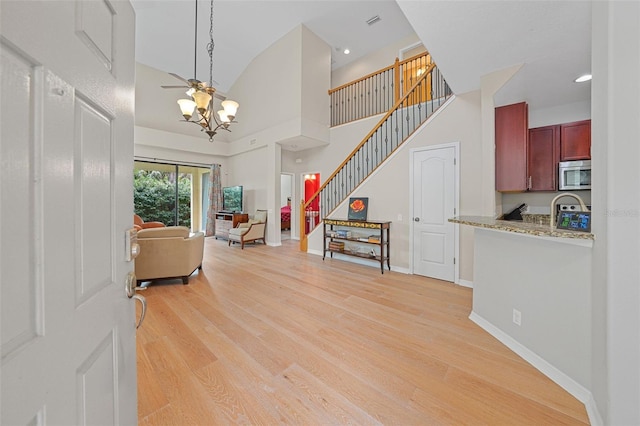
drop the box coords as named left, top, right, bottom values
left=450, top=215, right=594, bottom=395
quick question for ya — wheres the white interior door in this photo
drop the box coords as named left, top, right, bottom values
left=1, top=1, right=138, bottom=425
left=411, top=144, right=458, bottom=282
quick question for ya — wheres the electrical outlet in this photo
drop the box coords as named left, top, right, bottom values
left=512, top=309, right=522, bottom=326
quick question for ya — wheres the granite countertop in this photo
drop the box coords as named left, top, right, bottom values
left=449, top=216, right=595, bottom=240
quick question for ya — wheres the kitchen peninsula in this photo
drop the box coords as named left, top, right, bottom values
left=450, top=215, right=593, bottom=402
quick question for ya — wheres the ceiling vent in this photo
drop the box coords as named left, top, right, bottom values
left=366, top=15, right=381, bottom=26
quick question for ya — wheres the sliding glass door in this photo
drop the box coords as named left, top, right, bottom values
left=134, top=161, right=210, bottom=231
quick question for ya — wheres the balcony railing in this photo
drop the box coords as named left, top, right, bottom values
left=328, top=52, right=433, bottom=127
left=300, top=62, right=452, bottom=250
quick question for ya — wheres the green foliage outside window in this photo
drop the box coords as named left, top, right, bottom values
left=134, top=169, right=191, bottom=227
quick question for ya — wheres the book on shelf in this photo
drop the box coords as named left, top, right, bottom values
left=328, top=241, right=345, bottom=251
left=368, top=234, right=381, bottom=243
left=336, top=230, right=352, bottom=238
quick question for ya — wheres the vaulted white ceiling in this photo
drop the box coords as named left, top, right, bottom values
left=132, top=0, right=592, bottom=139
left=131, top=0, right=416, bottom=93
left=397, top=0, right=592, bottom=110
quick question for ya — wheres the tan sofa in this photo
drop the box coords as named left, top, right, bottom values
left=228, top=210, right=267, bottom=249
left=133, top=214, right=165, bottom=231
left=135, top=226, right=204, bottom=284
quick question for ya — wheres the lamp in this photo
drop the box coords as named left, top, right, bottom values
left=177, top=0, right=239, bottom=142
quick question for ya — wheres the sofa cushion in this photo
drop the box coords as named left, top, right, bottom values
left=137, top=226, right=190, bottom=239
left=228, top=227, right=249, bottom=237
left=254, top=210, right=267, bottom=223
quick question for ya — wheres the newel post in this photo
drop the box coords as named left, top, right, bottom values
left=393, top=57, right=400, bottom=103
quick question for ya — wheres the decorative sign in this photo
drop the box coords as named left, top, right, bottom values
left=348, top=197, right=368, bottom=221
left=556, top=211, right=591, bottom=232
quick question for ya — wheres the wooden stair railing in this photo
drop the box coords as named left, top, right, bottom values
left=328, top=52, right=433, bottom=127
left=300, top=62, right=452, bottom=251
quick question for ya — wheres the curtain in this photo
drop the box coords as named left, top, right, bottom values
left=205, top=164, right=222, bottom=236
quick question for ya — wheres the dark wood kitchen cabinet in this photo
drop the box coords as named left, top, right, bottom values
left=527, top=125, right=560, bottom=191
left=495, top=102, right=528, bottom=192
left=560, top=120, right=591, bottom=161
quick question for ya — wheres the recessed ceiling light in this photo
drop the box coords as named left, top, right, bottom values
left=574, top=74, right=592, bottom=83
left=343, top=49, right=350, bottom=55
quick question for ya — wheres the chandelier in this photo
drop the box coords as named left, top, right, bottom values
left=176, top=0, right=239, bottom=142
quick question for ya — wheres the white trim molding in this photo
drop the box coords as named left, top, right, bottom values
left=469, top=311, right=602, bottom=426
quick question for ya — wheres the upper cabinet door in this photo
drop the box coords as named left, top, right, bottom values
left=495, top=102, right=528, bottom=192
left=528, top=125, right=560, bottom=191
left=560, top=120, right=591, bottom=161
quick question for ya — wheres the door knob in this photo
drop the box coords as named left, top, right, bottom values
left=414, top=217, right=420, bottom=222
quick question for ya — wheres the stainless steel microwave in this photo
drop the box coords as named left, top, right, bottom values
left=559, top=160, right=591, bottom=190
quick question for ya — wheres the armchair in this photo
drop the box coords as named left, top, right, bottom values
left=135, top=226, right=204, bottom=284
left=134, top=214, right=165, bottom=231
left=228, top=209, right=267, bottom=249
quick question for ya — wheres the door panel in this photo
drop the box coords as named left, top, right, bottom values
left=412, top=146, right=457, bottom=282
left=1, top=46, right=41, bottom=360
left=77, top=98, right=114, bottom=302
left=1, top=1, right=137, bottom=425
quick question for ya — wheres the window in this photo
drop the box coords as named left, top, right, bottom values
left=134, top=161, right=210, bottom=231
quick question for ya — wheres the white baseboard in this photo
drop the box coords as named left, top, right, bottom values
left=469, top=312, right=602, bottom=426
left=458, top=279, right=473, bottom=288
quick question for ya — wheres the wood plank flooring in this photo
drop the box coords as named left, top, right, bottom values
left=136, top=237, right=589, bottom=425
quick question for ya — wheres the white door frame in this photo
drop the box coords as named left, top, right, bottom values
left=409, top=142, right=460, bottom=284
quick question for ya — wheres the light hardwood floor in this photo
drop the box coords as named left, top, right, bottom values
left=136, top=237, right=589, bottom=425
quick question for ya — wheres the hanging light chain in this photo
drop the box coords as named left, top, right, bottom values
left=177, top=0, right=238, bottom=142
left=207, top=0, right=215, bottom=87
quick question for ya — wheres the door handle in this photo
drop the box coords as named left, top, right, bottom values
left=125, top=272, right=147, bottom=329
left=414, top=217, right=420, bottom=222
left=132, top=294, right=146, bottom=329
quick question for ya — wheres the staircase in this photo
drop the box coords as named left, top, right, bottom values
left=300, top=55, right=453, bottom=250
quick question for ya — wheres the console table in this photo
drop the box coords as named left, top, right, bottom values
left=323, top=218, right=391, bottom=274
left=214, top=212, right=248, bottom=240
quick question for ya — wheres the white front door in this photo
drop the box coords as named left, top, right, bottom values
left=1, top=1, right=138, bottom=425
left=411, top=144, right=458, bottom=282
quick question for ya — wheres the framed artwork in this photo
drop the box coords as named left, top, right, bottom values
left=348, top=197, right=368, bottom=221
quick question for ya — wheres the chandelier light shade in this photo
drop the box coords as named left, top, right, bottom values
left=177, top=99, right=197, bottom=120
left=176, top=0, right=239, bottom=142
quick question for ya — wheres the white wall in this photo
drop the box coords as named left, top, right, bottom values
left=305, top=93, right=483, bottom=281
left=226, top=146, right=269, bottom=214
left=591, top=1, right=640, bottom=424
left=331, top=33, right=420, bottom=88
left=301, top=26, right=331, bottom=133
left=529, top=100, right=591, bottom=128
left=473, top=229, right=592, bottom=389
left=226, top=24, right=331, bottom=149
left=227, top=26, right=302, bottom=140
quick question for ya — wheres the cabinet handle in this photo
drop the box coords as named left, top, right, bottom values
left=528, top=176, right=532, bottom=190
